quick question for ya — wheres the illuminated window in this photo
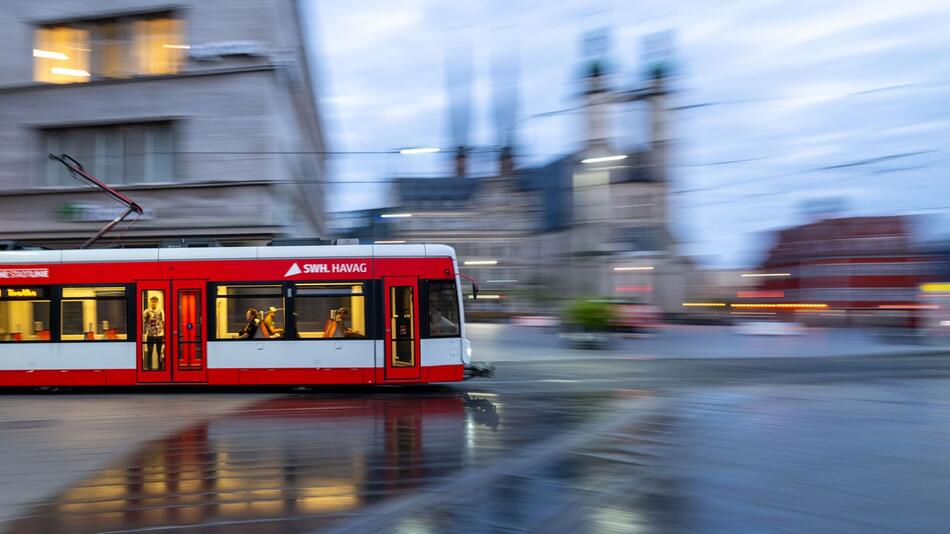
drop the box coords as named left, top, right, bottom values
left=215, top=285, right=284, bottom=340
left=294, top=284, right=366, bottom=339
left=134, top=17, right=184, bottom=75
left=34, top=26, right=91, bottom=84
left=34, top=13, right=183, bottom=84
left=61, top=287, right=128, bottom=341
left=0, top=288, right=51, bottom=342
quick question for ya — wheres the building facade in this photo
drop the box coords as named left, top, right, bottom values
left=0, top=0, right=325, bottom=247
left=333, top=29, right=688, bottom=315
left=332, top=156, right=548, bottom=314
left=757, top=216, right=939, bottom=324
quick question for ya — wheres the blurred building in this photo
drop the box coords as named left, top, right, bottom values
left=557, top=53, right=688, bottom=313
left=757, top=215, right=939, bottom=322
left=0, top=0, right=325, bottom=247
left=333, top=29, right=690, bottom=316
left=334, top=152, right=552, bottom=314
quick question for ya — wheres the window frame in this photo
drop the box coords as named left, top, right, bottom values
left=0, top=286, right=54, bottom=344
left=41, top=120, right=176, bottom=187
left=209, top=282, right=290, bottom=341
left=291, top=281, right=371, bottom=341
left=421, top=279, right=462, bottom=339
left=208, top=280, right=381, bottom=342
left=33, top=9, right=184, bottom=83
left=57, top=284, right=134, bottom=343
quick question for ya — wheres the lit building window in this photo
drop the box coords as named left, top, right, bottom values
left=34, top=27, right=91, bottom=84
left=134, top=17, right=184, bottom=75
left=34, top=13, right=183, bottom=84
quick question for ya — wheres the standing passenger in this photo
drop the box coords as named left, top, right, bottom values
left=143, top=295, right=165, bottom=370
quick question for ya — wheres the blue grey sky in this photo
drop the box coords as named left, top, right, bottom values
left=305, top=0, right=950, bottom=268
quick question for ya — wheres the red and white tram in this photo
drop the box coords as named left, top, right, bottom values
left=0, top=244, right=475, bottom=386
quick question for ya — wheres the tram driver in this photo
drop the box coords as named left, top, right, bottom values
left=428, top=293, right=458, bottom=337
left=429, top=308, right=458, bottom=337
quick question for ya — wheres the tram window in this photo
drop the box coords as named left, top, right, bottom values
left=0, top=290, right=51, bottom=342
left=215, top=285, right=284, bottom=339
left=61, top=286, right=128, bottom=341
left=426, top=281, right=460, bottom=338
left=295, top=283, right=366, bottom=339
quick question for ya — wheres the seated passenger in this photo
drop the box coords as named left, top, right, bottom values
left=260, top=306, right=284, bottom=338
left=334, top=307, right=363, bottom=338
left=236, top=308, right=260, bottom=339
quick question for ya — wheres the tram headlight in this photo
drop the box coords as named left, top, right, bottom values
left=462, top=338, right=472, bottom=364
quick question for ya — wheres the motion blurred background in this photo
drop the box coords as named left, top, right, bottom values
left=3, top=0, right=950, bottom=341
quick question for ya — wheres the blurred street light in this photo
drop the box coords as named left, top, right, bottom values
left=581, top=154, right=627, bottom=164
left=464, top=260, right=498, bottom=266
left=380, top=213, right=412, bottom=218
left=613, top=266, right=654, bottom=271
left=399, top=147, right=440, bottom=154
left=741, top=272, right=791, bottom=277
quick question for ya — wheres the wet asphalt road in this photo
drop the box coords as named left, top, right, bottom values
left=3, top=354, right=950, bottom=533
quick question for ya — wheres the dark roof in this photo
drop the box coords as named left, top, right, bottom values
left=518, top=155, right=574, bottom=231
left=395, top=177, right=480, bottom=204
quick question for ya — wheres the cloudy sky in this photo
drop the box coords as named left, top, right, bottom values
left=304, top=0, right=950, bottom=268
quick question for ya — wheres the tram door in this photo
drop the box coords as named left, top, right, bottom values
left=136, top=280, right=207, bottom=383
left=383, top=277, right=422, bottom=381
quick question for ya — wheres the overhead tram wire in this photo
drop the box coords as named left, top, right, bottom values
left=155, top=80, right=950, bottom=188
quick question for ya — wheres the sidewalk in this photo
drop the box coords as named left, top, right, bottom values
left=466, top=323, right=950, bottom=362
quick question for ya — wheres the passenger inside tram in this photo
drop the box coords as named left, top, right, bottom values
left=260, top=306, right=284, bottom=338
left=236, top=308, right=260, bottom=339
left=332, top=307, right=363, bottom=338
left=142, top=293, right=165, bottom=371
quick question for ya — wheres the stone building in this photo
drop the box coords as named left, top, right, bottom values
left=334, top=29, right=689, bottom=315
left=0, top=0, right=325, bottom=247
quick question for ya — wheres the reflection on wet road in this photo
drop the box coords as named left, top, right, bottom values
left=9, top=357, right=950, bottom=532
left=4, top=389, right=664, bottom=533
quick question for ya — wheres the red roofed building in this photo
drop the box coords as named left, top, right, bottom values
left=757, top=216, right=939, bottom=323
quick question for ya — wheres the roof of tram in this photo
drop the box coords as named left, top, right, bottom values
left=0, top=244, right=456, bottom=265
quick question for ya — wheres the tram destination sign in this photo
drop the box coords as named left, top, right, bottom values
left=0, top=268, right=49, bottom=279
left=1, top=287, right=47, bottom=298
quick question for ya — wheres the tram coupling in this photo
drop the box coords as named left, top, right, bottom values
left=464, top=361, right=495, bottom=380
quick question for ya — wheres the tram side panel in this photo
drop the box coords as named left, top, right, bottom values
left=0, top=252, right=467, bottom=387
left=206, top=340, right=376, bottom=385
